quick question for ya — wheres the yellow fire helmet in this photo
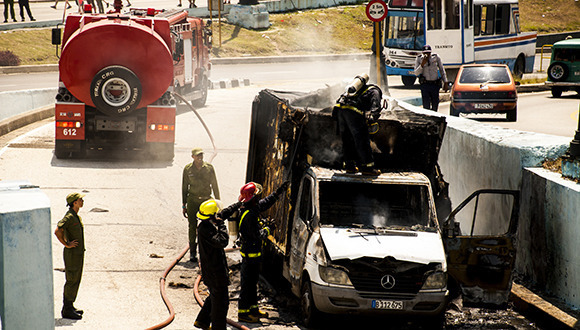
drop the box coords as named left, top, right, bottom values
left=197, top=199, right=222, bottom=220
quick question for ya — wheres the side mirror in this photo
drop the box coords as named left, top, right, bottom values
left=51, top=28, right=61, bottom=46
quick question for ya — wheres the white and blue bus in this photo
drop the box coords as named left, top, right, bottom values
left=383, top=0, right=537, bottom=85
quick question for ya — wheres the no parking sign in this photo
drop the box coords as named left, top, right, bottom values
left=366, top=0, right=388, bottom=22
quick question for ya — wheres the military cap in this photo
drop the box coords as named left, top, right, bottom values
left=191, top=147, right=204, bottom=156
left=66, top=192, right=85, bottom=205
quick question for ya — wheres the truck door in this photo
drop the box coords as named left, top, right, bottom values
left=184, top=32, right=194, bottom=85
left=288, top=175, right=315, bottom=287
left=442, top=189, right=519, bottom=306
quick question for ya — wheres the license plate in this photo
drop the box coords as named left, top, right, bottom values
left=372, top=300, right=404, bottom=310
left=474, top=103, right=494, bottom=109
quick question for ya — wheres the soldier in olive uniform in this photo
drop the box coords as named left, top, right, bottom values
left=54, top=192, right=86, bottom=320
left=182, top=147, right=220, bottom=263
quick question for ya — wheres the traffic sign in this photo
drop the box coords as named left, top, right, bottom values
left=366, top=0, right=388, bottom=22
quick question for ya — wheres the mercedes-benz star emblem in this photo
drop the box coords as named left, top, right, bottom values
left=380, top=275, right=396, bottom=290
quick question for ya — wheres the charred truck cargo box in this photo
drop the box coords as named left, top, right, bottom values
left=52, top=7, right=211, bottom=160
left=246, top=88, right=521, bottom=327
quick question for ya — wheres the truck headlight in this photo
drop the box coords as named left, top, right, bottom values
left=421, top=272, right=447, bottom=290
left=319, top=265, right=353, bottom=286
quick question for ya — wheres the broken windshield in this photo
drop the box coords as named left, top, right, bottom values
left=319, top=181, right=432, bottom=229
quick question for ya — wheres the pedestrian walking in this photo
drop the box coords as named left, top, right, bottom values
left=182, top=147, right=220, bottom=263
left=3, top=0, right=17, bottom=23
left=50, top=0, right=72, bottom=10
left=54, top=192, right=86, bottom=320
left=194, top=199, right=229, bottom=330
left=226, top=181, right=288, bottom=323
left=413, top=44, right=449, bottom=111
left=18, top=0, right=35, bottom=21
left=333, top=73, right=383, bottom=176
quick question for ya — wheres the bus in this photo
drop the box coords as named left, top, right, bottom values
left=383, top=0, right=537, bottom=86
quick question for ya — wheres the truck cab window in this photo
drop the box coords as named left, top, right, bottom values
left=319, top=182, right=432, bottom=229
left=298, top=178, right=313, bottom=223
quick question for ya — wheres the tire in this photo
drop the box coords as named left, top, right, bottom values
left=547, top=62, right=569, bottom=82
left=192, top=75, right=209, bottom=108
left=450, top=104, right=460, bottom=117
left=513, top=56, right=525, bottom=80
left=401, top=75, right=416, bottom=87
left=506, top=107, right=517, bottom=122
left=551, top=87, right=563, bottom=98
left=91, top=66, right=142, bottom=117
left=300, top=280, right=320, bottom=327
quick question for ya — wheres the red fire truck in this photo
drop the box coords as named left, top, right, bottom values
left=52, top=1, right=211, bottom=160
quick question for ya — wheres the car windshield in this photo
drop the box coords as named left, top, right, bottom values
left=459, top=66, right=511, bottom=84
left=318, top=181, right=433, bottom=229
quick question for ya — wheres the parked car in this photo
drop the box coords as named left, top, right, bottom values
left=545, top=38, right=580, bottom=98
left=450, top=64, right=518, bottom=122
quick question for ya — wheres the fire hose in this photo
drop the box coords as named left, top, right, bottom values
left=147, top=94, right=247, bottom=329
left=146, top=245, right=249, bottom=330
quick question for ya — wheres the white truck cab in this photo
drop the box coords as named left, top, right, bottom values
left=282, top=167, right=448, bottom=325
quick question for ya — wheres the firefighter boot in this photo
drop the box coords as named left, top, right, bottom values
left=62, top=300, right=82, bottom=319
left=360, top=166, right=381, bottom=176
left=238, top=312, right=260, bottom=323
left=193, top=320, right=211, bottom=330
left=344, top=161, right=358, bottom=174
left=72, top=303, right=84, bottom=315
left=250, top=307, right=269, bottom=318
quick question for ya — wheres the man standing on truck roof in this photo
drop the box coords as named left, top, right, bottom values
left=54, top=192, right=86, bottom=320
left=220, top=181, right=289, bottom=323
left=182, top=147, right=220, bottom=263
left=194, top=199, right=229, bottom=330
left=414, top=45, right=449, bottom=111
left=333, top=73, right=382, bottom=176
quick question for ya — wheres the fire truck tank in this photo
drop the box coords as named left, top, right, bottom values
left=59, top=17, right=174, bottom=115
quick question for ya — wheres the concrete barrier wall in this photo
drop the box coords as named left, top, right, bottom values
left=0, top=88, right=57, bottom=122
left=396, top=100, right=579, bottom=310
left=0, top=181, right=54, bottom=330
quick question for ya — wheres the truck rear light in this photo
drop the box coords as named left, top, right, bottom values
left=149, top=124, right=175, bottom=131
left=453, top=92, right=462, bottom=99
left=57, top=121, right=82, bottom=128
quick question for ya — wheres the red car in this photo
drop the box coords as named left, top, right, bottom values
left=450, top=64, right=518, bottom=122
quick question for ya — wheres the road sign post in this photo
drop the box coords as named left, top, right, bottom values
left=366, top=0, right=388, bottom=95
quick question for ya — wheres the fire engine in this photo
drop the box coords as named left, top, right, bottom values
left=52, top=0, right=212, bottom=160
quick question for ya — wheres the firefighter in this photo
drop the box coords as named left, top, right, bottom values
left=182, top=147, right=220, bottom=263
left=333, top=73, right=382, bottom=176
left=223, top=181, right=288, bottom=323
left=194, top=199, right=229, bottom=330
left=54, top=192, right=86, bottom=320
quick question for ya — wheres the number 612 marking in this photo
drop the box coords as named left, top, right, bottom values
left=63, top=128, right=77, bottom=136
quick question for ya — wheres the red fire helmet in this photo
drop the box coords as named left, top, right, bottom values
left=239, top=182, right=262, bottom=203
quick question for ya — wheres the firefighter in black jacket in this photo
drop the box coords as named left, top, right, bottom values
left=194, top=199, right=229, bottom=330
left=222, top=181, right=288, bottom=323
left=334, top=73, right=383, bottom=176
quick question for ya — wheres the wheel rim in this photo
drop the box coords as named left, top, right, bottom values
left=102, top=77, right=131, bottom=107
left=550, top=65, right=564, bottom=80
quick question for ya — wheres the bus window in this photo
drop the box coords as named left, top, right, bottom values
left=445, top=0, right=460, bottom=29
left=390, top=0, right=424, bottom=7
left=474, top=4, right=481, bottom=35
left=427, top=0, right=442, bottom=29
left=386, top=13, right=425, bottom=50
left=481, top=5, right=495, bottom=35
left=464, top=0, right=472, bottom=29
left=495, top=4, right=510, bottom=35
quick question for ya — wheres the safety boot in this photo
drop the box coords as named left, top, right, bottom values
left=62, top=300, right=82, bottom=320
left=238, top=312, right=260, bottom=323
left=250, top=307, right=269, bottom=318
left=360, top=167, right=381, bottom=176
left=193, top=320, right=211, bottom=329
left=344, top=161, right=358, bottom=174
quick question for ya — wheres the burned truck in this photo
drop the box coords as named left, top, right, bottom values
left=245, top=86, right=520, bottom=326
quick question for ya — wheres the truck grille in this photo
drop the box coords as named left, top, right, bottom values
left=334, top=257, right=439, bottom=296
